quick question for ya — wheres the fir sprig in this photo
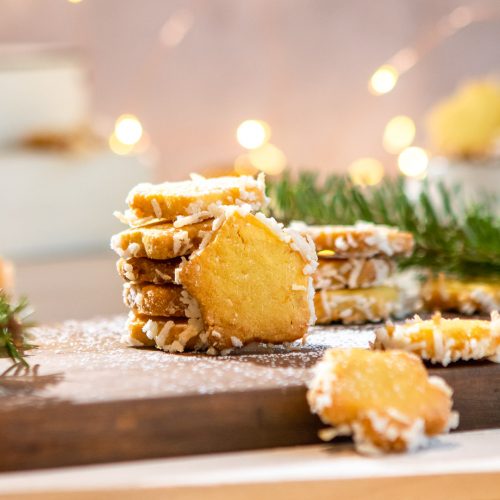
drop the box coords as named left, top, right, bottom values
left=0, top=293, right=34, bottom=366
left=267, top=171, right=500, bottom=279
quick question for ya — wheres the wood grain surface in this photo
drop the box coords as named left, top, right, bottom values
left=0, top=317, right=499, bottom=472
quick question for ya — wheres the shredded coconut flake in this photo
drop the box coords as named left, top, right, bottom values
left=150, top=199, right=162, bottom=219
left=231, top=336, right=244, bottom=348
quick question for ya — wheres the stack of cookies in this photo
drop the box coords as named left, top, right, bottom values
left=111, top=174, right=317, bottom=354
left=291, top=221, right=414, bottom=324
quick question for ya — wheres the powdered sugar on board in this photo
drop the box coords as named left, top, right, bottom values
left=0, top=316, right=374, bottom=407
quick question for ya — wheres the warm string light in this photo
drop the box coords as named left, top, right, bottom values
left=115, top=114, right=143, bottom=145
left=106, top=8, right=195, bottom=162
left=398, top=147, right=428, bottom=178
left=247, top=143, right=287, bottom=175
left=369, top=65, right=399, bottom=96
left=234, top=145, right=287, bottom=176
left=109, top=134, right=133, bottom=156
left=368, top=4, right=500, bottom=95
left=383, top=115, right=416, bottom=154
left=109, top=114, right=147, bottom=155
left=367, top=4, right=499, bottom=177
left=74, top=3, right=500, bottom=179
left=236, top=120, right=271, bottom=150
left=348, top=158, right=385, bottom=186
left=234, top=119, right=286, bottom=175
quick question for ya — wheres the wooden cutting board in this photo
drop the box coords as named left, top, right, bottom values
left=0, top=316, right=499, bottom=472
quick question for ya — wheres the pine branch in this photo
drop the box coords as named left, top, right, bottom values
left=0, top=293, right=34, bottom=366
left=266, top=171, right=500, bottom=279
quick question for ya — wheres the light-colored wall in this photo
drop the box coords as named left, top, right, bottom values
left=1, top=0, right=499, bottom=180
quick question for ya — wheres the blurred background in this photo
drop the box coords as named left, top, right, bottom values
left=0, top=0, right=499, bottom=321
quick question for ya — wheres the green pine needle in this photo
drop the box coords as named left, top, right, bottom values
left=266, top=171, right=500, bottom=279
left=0, top=293, right=34, bottom=366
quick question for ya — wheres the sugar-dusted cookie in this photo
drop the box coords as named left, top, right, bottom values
left=125, top=312, right=206, bottom=353
left=313, top=257, right=395, bottom=290
left=375, top=311, right=500, bottom=366
left=179, top=210, right=317, bottom=351
left=422, top=274, right=500, bottom=315
left=117, top=257, right=181, bottom=285
left=291, top=221, right=414, bottom=258
left=314, top=286, right=400, bottom=324
left=307, top=348, right=458, bottom=454
left=110, top=220, right=212, bottom=260
left=125, top=174, right=267, bottom=223
left=123, top=282, right=187, bottom=317
left=124, top=311, right=155, bottom=347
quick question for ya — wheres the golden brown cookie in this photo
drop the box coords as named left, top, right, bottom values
left=125, top=312, right=206, bottom=352
left=422, top=274, right=500, bottom=315
left=179, top=210, right=317, bottom=351
left=291, top=221, right=414, bottom=258
left=307, top=348, right=458, bottom=454
left=110, top=220, right=212, bottom=260
left=375, top=311, right=500, bottom=366
left=125, top=311, right=155, bottom=346
left=313, top=258, right=395, bottom=290
left=123, top=282, right=187, bottom=317
left=314, top=286, right=400, bottom=325
left=125, top=174, right=267, bottom=222
left=117, top=257, right=181, bottom=285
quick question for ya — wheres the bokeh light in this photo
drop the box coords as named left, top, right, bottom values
left=109, top=133, right=134, bottom=155
left=348, top=157, right=385, bottom=186
left=398, top=147, right=429, bottom=177
left=114, top=114, right=143, bottom=146
left=67, top=0, right=83, bottom=3
left=247, top=143, right=287, bottom=175
left=236, top=120, right=271, bottom=150
left=234, top=153, right=258, bottom=175
left=369, top=65, right=399, bottom=95
left=383, top=115, right=416, bottom=154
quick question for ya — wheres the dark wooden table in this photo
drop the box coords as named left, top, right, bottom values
left=1, top=317, right=499, bottom=472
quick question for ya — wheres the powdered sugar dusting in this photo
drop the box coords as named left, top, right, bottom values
left=0, top=317, right=380, bottom=406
